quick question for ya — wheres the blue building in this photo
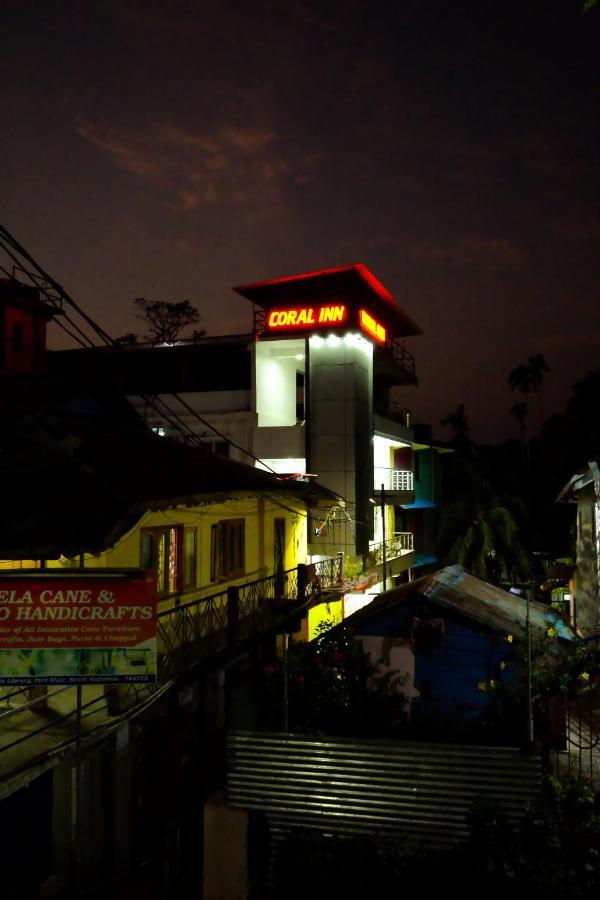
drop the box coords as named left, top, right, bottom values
left=344, top=565, right=573, bottom=740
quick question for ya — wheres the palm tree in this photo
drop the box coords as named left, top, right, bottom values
left=509, top=401, right=529, bottom=438
left=509, top=354, right=549, bottom=426
left=436, top=461, right=530, bottom=584
left=440, top=403, right=473, bottom=457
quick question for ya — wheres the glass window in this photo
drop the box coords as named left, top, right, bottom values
left=210, top=519, right=245, bottom=581
left=141, top=526, right=186, bottom=596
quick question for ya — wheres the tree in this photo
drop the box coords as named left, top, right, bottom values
left=133, top=298, right=204, bottom=344
left=440, top=403, right=473, bottom=457
left=115, top=332, right=138, bottom=344
left=509, top=401, right=529, bottom=438
left=435, top=460, right=530, bottom=584
left=509, top=354, right=549, bottom=426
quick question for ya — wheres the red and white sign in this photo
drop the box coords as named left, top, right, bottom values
left=0, top=574, right=157, bottom=685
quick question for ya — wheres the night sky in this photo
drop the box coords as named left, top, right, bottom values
left=1, top=1, right=598, bottom=442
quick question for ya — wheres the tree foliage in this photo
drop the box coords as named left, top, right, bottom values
left=509, top=353, right=549, bottom=394
left=435, top=459, right=530, bottom=583
left=262, top=621, right=408, bottom=735
left=132, top=297, right=204, bottom=344
left=509, top=401, right=528, bottom=435
left=440, top=402, right=473, bottom=457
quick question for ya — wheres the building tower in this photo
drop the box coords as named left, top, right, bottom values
left=0, top=279, right=53, bottom=376
left=234, top=265, right=422, bottom=568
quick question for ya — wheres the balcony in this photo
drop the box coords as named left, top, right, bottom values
left=373, top=467, right=414, bottom=501
left=374, top=338, right=417, bottom=386
left=368, top=532, right=414, bottom=567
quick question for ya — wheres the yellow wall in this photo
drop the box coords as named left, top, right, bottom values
left=307, top=597, right=343, bottom=641
left=0, top=494, right=308, bottom=607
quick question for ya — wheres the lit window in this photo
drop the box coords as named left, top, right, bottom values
left=152, top=426, right=166, bottom=437
left=141, top=525, right=192, bottom=595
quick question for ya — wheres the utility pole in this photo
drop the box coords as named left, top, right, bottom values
left=381, top=484, right=387, bottom=590
left=526, top=575, right=534, bottom=743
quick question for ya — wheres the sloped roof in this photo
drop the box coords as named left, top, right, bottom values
left=556, top=456, right=600, bottom=503
left=0, top=409, right=337, bottom=559
left=345, top=565, right=573, bottom=641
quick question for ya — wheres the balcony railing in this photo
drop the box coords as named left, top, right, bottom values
left=156, top=558, right=343, bottom=675
left=373, top=467, right=414, bottom=492
left=368, top=532, right=414, bottom=567
left=388, top=337, right=415, bottom=376
left=0, top=558, right=343, bottom=773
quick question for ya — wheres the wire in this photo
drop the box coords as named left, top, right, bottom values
left=1, top=224, right=274, bottom=464
left=0, top=222, right=355, bottom=505
left=168, top=390, right=277, bottom=474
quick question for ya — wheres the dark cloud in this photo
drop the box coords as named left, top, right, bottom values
left=0, top=0, right=598, bottom=442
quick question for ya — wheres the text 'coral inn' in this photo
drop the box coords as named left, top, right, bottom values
left=50, top=265, right=448, bottom=601
left=66, top=263, right=445, bottom=595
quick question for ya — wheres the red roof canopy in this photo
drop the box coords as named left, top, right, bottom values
left=233, top=264, right=422, bottom=338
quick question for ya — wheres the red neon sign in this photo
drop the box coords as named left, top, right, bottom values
left=359, top=309, right=386, bottom=344
left=266, top=304, right=347, bottom=330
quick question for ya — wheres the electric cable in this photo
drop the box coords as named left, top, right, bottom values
left=0, top=221, right=355, bottom=497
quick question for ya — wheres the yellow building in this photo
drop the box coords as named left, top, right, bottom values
left=0, top=438, right=324, bottom=609
left=0, top=402, right=340, bottom=613
left=15, top=493, right=309, bottom=608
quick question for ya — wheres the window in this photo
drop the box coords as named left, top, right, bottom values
left=141, top=525, right=196, bottom=595
left=183, top=527, right=197, bottom=589
left=210, top=519, right=245, bottom=581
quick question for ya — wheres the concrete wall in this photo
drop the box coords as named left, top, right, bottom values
left=9, top=496, right=307, bottom=603
left=307, top=334, right=373, bottom=558
left=255, top=339, right=304, bottom=427
left=574, top=483, right=600, bottom=636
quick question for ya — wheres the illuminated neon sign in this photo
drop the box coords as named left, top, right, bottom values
left=266, top=304, right=347, bottom=330
left=359, top=309, right=386, bottom=344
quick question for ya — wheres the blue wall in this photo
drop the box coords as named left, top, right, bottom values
left=357, top=598, right=516, bottom=728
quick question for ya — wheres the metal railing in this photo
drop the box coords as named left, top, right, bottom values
left=541, top=693, right=600, bottom=785
left=156, top=559, right=341, bottom=671
left=0, top=560, right=340, bottom=772
left=373, top=467, right=414, bottom=492
left=368, top=533, right=414, bottom=567
left=388, top=337, right=416, bottom=376
left=312, top=555, right=344, bottom=589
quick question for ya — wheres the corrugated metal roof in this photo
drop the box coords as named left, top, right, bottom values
left=227, top=731, right=542, bottom=849
left=344, top=565, right=574, bottom=641
left=556, top=457, right=600, bottom=502
left=422, top=566, right=574, bottom=640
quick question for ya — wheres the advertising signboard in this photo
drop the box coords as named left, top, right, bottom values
left=263, top=302, right=387, bottom=345
left=0, top=572, right=157, bottom=685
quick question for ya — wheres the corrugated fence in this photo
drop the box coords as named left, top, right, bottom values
left=227, top=730, right=542, bottom=847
